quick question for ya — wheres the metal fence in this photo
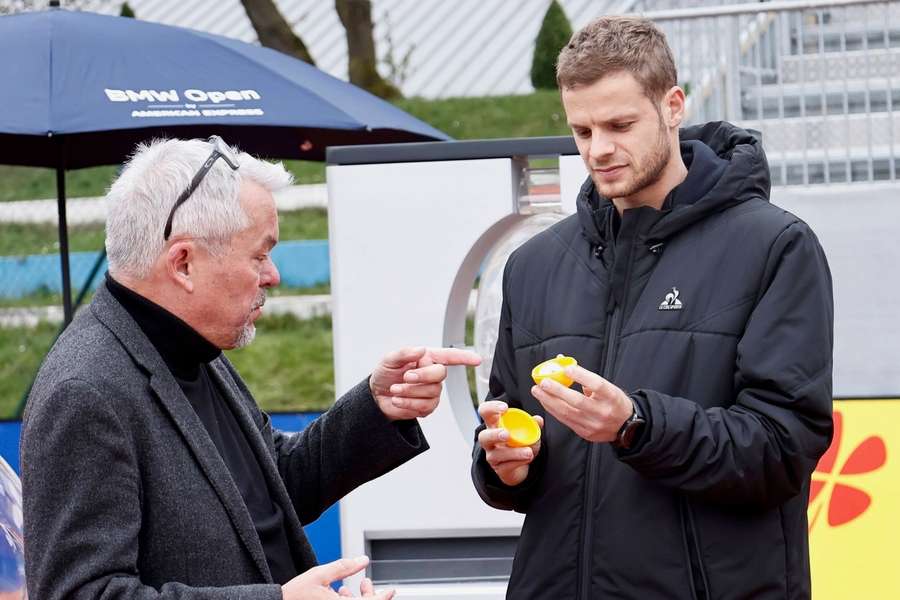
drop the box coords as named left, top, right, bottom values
left=639, top=0, right=899, bottom=185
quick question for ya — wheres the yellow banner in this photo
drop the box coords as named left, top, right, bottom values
left=809, top=399, right=900, bottom=598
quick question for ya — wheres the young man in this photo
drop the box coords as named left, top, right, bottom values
left=22, top=136, right=481, bottom=600
left=472, top=16, right=833, bottom=600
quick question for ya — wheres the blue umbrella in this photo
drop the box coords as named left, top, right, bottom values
left=0, top=8, right=448, bottom=167
left=0, top=7, right=449, bottom=322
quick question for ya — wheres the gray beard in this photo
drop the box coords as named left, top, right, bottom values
left=233, top=322, right=257, bottom=349
left=233, top=289, right=266, bottom=348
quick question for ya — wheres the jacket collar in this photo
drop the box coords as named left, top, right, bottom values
left=576, top=121, right=770, bottom=248
left=90, top=283, right=275, bottom=582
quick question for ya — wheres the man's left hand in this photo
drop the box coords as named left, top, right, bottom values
left=531, top=365, right=633, bottom=443
left=370, top=347, right=482, bottom=421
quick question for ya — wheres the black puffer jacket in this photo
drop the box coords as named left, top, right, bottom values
left=472, top=122, right=834, bottom=600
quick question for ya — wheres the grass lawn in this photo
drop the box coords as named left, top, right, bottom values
left=224, top=314, right=334, bottom=412
left=276, top=208, right=328, bottom=241
left=0, top=320, right=60, bottom=418
left=0, top=221, right=106, bottom=256
left=0, top=208, right=328, bottom=257
left=0, top=281, right=331, bottom=309
left=0, top=288, right=90, bottom=309
left=1, top=314, right=335, bottom=419
left=0, top=161, right=325, bottom=203
left=396, top=89, right=570, bottom=141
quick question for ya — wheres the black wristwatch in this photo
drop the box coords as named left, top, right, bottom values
left=612, top=399, right=646, bottom=450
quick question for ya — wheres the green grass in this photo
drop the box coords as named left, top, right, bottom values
left=1, top=314, right=335, bottom=418
left=1, top=281, right=329, bottom=309
left=0, top=92, right=570, bottom=202
left=270, top=283, right=330, bottom=296
left=0, top=288, right=91, bottom=309
left=0, top=165, right=120, bottom=203
left=0, top=320, right=60, bottom=418
left=396, top=90, right=570, bottom=140
left=0, top=222, right=105, bottom=256
left=278, top=208, right=328, bottom=240
left=225, top=314, right=334, bottom=412
left=0, top=208, right=328, bottom=258
left=283, top=160, right=326, bottom=186
left=0, top=162, right=326, bottom=203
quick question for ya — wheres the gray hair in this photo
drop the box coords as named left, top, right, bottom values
left=105, top=137, right=293, bottom=278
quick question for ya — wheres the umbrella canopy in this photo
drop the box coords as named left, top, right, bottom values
left=0, top=8, right=448, bottom=168
left=0, top=8, right=448, bottom=324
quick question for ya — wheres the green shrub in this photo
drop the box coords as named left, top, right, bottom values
left=530, top=0, right=573, bottom=90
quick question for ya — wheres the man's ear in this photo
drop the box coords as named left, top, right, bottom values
left=663, top=85, right=686, bottom=128
left=166, top=241, right=195, bottom=293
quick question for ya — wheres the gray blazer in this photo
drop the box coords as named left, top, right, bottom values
left=21, top=284, right=427, bottom=599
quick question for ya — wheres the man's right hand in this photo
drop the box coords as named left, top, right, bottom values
left=477, top=401, right=543, bottom=487
left=282, top=556, right=394, bottom=599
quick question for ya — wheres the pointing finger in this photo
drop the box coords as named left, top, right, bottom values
left=381, top=347, right=428, bottom=369
left=426, top=347, right=482, bottom=367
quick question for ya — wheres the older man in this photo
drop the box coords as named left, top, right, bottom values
left=22, top=136, right=480, bottom=600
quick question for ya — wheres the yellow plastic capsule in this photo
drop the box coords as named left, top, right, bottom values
left=497, top=408, right=541, bottom=448
left=531, top=354, right=578, bottom=388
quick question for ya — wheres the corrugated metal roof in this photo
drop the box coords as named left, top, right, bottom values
left=89, top=0, right=620, bottom=98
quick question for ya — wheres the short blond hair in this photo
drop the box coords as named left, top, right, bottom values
left=556, top=16, right=677, bottom=103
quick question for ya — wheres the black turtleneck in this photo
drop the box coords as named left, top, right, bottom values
left=106, top=275, right=297, bottom=584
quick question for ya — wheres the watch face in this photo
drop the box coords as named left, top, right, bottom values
left=618, top=415, right=646, bottom=449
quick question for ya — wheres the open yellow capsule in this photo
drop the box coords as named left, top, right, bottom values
left=497, top=407, right=541, bottom=448
left=531, top=354, right=578, bottom=387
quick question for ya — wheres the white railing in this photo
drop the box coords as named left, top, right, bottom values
left=633, top=0, right=899, bottom=185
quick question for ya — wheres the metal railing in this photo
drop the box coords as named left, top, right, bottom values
left=634, top=0, right=899, bottom=185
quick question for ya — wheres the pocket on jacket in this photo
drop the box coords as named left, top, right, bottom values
left=691, top=502, right=787, bottom=600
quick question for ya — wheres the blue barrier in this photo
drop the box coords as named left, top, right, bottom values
left=0, top=240, right=331, bottom=298
left=0, top=422, right=19, bottom=474
left=1, top=411, right=341, bottom=564
left=270, top=413, right=340, bottom=565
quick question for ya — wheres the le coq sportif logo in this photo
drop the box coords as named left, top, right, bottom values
left=658, top=287, right=683, bottom=311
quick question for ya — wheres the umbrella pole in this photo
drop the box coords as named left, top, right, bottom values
left=56, top=165, right=73, bottom=326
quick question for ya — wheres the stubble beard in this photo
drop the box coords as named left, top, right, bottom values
left=594, top=118, right=672, bottom=201
left=233, top=323, right=256, bottom=349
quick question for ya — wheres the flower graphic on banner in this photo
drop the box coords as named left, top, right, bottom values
left=809, top=410, right=887, bottom=532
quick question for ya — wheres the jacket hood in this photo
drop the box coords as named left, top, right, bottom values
left=576, top=121, right=771, bottom=248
